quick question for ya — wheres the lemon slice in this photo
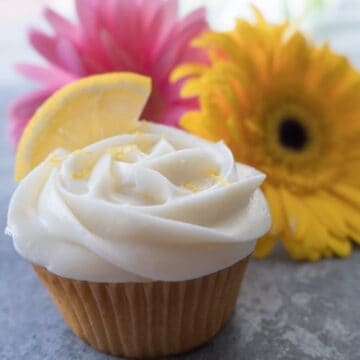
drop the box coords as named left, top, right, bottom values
left=15, top=72, right=151, bottom=181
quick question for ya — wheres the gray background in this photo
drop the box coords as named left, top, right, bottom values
left=1, top=86, right=360, bottom=360
left=1, top=1, right=360, bottom=358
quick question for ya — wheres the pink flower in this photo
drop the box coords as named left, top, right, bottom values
left=8, top=0, right=208, bottom=146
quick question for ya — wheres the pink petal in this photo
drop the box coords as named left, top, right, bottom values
left=100, top=29, right=138, bottom=71
left=152, top=8, right=208, bottom=80
left=29, top=29, right=86, bottom=75
left=140, top=0, right=162, bottom=29
left=170, top=8, right=208, bottom=59
left=165, top=80, right=186, bottom=102
left=29, top=28, right=62, bottom=68
left=15, top=63, right=76, bottom=85
left=142, top=0, right=178, bottom=39
left=156, top=0, right=178, bottom=31
left=143, top=0, right=179, bottom=60
left=44, top=7, right=78, bottom=41
left=56, top=37, right=87, bottom=75
left=75, top=0, right=98, bottom=40
left=97, top=0, right=115, bottom=25
left=105, top=0, right=140, bottom=57
left=178, top=7, right=207, bottom=34
left=152, top=42, right=183, bottom=81
left=9, top=86, right=59, bottom=119
left=75, top=0, right=112, bottom=70
left=80, top=55, right=107, bottom=73
left=100, top=0, right=122, bottom=34
left=12, top=0, right=209, bottom=136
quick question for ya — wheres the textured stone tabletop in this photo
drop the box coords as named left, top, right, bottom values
left=0, top=86, right=359, bottom=360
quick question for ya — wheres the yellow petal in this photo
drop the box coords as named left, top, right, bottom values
left=180, top=112, right=215, bottom=141
left=331, top=184, right=360, bottom=210
left=180, top=78, right=203, bottom=98
left=303, top=192, right=351, bottom=238
left=170, top=63, right=208, bottom=82
left=327, top=187, right=360, bottom=243
left=263, top=185, right=285, bottom=235
left=326, top=235, right=352, bottom=258
left=279, top=189, right=345, bottom=260
left=175, top=8, right=360, bottom=263
left=251, top=5, right=266, bottom=25
left=254, top=234, right=278, bottom=258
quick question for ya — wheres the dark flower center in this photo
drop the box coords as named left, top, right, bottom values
left=278, top=117, right=308, bottom=151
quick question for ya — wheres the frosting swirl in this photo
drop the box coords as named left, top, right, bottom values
left=7, top=122, right=270, bottom=282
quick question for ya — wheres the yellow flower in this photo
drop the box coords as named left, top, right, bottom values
left=172, top=9, right=360, bottom=261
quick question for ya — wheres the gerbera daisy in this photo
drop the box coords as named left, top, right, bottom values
left=8, top=0, right=208, bottom=146
left=172, top=9, right=360, bottom=261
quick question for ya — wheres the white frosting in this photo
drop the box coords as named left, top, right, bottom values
left=6, top=122, right=270, bottom=282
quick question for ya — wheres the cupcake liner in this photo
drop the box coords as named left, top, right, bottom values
left=33, top=257, right=249, bottom=358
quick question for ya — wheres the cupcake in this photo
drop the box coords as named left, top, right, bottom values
left=6, top=74, right=270, bottom=358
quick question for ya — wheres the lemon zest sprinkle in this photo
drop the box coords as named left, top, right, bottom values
left=183, top=182, right=200, bottom=192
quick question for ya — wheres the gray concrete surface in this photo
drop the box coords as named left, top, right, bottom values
left=0, top=86, right=359, bottom=360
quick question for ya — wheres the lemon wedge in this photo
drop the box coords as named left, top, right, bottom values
left=15, top=73, right=151, bottom=181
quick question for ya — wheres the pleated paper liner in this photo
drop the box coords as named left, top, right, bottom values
left=33, top=256, right=249, bottom=359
